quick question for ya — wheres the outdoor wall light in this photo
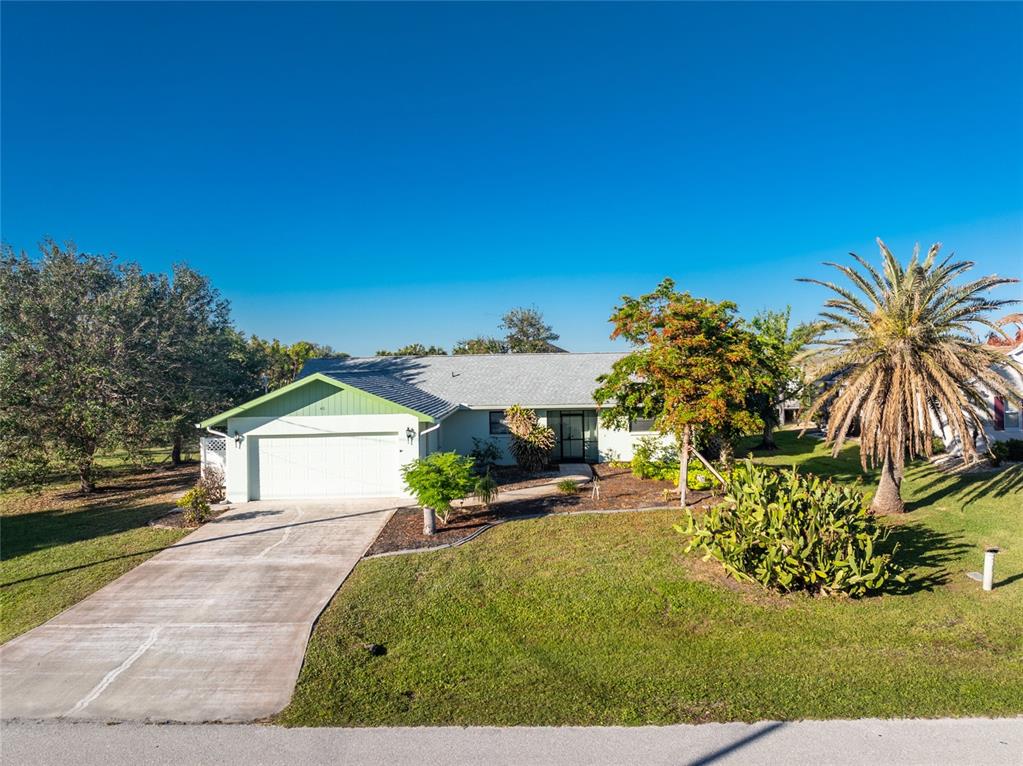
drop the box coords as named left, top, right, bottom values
left=406, top=427, right=415, bottom=444
left=233, top=432, right=243, bottom=447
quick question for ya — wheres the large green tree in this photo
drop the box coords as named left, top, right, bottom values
left=800, top=239, right=1022, bottom=513
left=0, top=240, right=319, bottom=491
left=747, top=308, right=820, bottom=450
left=594, top=279, right=762, bottom=506
left=247, top=337, right=347, bottom=391
left=2, top=241, right=176, bottom=490
left=375, top=343, right=447, bottom=357
left=500, top=307, right=562, bottom=353
left=452, top=336, right=507, bottom=355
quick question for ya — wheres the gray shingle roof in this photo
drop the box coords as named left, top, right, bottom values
left=300, top=353, right=628, bottom=420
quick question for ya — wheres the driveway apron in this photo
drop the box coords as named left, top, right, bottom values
left=0, top=499, right=397, bottom=722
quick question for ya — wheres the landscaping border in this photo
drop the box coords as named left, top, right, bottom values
left=362, top=502, right=717, bottom=559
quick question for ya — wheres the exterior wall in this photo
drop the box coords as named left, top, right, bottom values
left=597, top=423, right=674, bottom=462
left=222, top=413, right=421, bottom=502
left=438, top=409, right=515, bottom=464
left=437, top=407, right=672, bottom=464
left=937, top=349, right=1023, bottom=453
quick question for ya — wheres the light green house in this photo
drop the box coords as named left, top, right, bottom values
left=200, top=353, right=663, bottom=503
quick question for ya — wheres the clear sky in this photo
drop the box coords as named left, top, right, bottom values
left=3, top=2, right=1021, bottom=355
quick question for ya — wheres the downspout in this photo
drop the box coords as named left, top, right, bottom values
left=196, top=423, right=230, bottom=440
left=419, top=422, right=440, bottom=454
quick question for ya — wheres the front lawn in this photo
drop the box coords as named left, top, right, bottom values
left=0, top=462, right=195, bottom=643
left=278, top=432, right=1023, bottom=725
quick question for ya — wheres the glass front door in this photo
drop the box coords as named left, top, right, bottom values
left=559, top=411, right=584, bottom=461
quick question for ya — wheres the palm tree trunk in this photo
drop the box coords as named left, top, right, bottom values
left=871, top=456, right=905, bottom=514
left=678, top=427, right=691, bottom=507
left=423, top=506, right=436, bottom=535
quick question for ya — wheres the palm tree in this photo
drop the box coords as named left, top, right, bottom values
left=800, top=239, right=1022, bottom=514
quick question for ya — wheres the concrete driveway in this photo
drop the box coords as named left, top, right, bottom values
left=0, top=499, right=397, bottom=722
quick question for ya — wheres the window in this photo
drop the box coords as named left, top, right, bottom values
left=1005, top=398, right=1021, bottom=430
left=629, top=417, right=656, bottom=432
left=489, top=411, right=510, bottom=435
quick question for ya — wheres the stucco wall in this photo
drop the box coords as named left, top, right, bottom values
left=437, top=408, right=672, bottom=464
left=438, top=409, right=516, bottom=464
left=597, top=424, right=674, bottom=462
left=936, top=351, right=1023, bottom=453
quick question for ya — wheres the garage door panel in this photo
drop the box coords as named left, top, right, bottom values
left=254, top=434, right=398, bottom=499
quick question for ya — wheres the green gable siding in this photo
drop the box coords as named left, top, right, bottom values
left=240, top=379, right=413, bottom=419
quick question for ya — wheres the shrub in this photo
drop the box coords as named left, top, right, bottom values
left=931, top=436, right=946, bottom=455
left=687, top=469, right=715, bottom=491
left=631, top=436, right=717, bottom=489
left=991, top=438, right=1023, bottom=466
left=400, top=451, right=476, bottom=524
left=473, top=470, right=499, bottom=506
left=198, top=465, right=225, bottom=504
left=556, top=478, right=579, bottom=494
left=676, top=459, right=904, bottom=597
left=469, top=438, right=502, bottom=475
left=176, top=486, right=211, bottom=526
left=631, top=436, right=679, bottom=482
left=504, top=405, right=556, bottom=472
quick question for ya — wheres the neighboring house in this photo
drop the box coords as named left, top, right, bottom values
left=199, top=353, right=662, bottom=503
left=937, top=334, right=1023, bottom=454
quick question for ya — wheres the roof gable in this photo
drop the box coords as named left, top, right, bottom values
left=199, top=372, right=435, bottom=428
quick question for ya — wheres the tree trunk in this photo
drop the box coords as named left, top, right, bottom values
left=758, top=422, right=778, bottom=451
left=423, top=506, right=436, bottom=535
left=78, top=461, right=96, bottom=494
left=171, top=434, right=183, bottom=466
left=871, top=456, right=905, bottom=514
left=718, top=439, right=735, bottom=468
left=678, top=427, right=691, bottom=507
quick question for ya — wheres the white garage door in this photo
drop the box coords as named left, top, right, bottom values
left=253, top=433, right=399, bottom=499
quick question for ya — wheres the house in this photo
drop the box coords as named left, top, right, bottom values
left=199, top=353, right=663, bottom=503
left=936, top=333, right=1023, bottom=453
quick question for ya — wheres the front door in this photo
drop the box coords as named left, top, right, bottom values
left=559, top=411, right=585, bottom=461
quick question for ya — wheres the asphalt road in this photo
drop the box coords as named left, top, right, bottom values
left=2, top=718, right=1020, bottom=765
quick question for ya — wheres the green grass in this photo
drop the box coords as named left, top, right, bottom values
left=278, top=432, right=1023, bottom=726
left=0, top=459, right=194, bottom=643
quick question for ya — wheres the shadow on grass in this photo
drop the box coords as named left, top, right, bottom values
left=881, top=522, right=971, bottom=594
left=0, top=469, right=196, bottom=561
left=907, top=464, right=1023, bottom=512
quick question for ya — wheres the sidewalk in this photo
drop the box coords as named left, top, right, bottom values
left=3, top=718, right=1020, bottom=766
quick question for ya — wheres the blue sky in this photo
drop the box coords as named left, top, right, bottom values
left=3, top=2, right=1021, bottom=355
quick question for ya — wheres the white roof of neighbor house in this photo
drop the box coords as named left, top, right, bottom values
left=300, top=353, right=628, bottom=420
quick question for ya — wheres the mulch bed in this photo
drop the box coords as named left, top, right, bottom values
left=364, top=463, right=720, bottom=557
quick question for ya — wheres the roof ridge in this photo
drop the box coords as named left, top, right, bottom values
left=316, top=351, right=628, bottom=362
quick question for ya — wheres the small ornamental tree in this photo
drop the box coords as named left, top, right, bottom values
left=594, top=279, right=762, bottom=506
left=400, top=452, right=476, bottom=534
left=504, top=405, right=556, bottom=472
